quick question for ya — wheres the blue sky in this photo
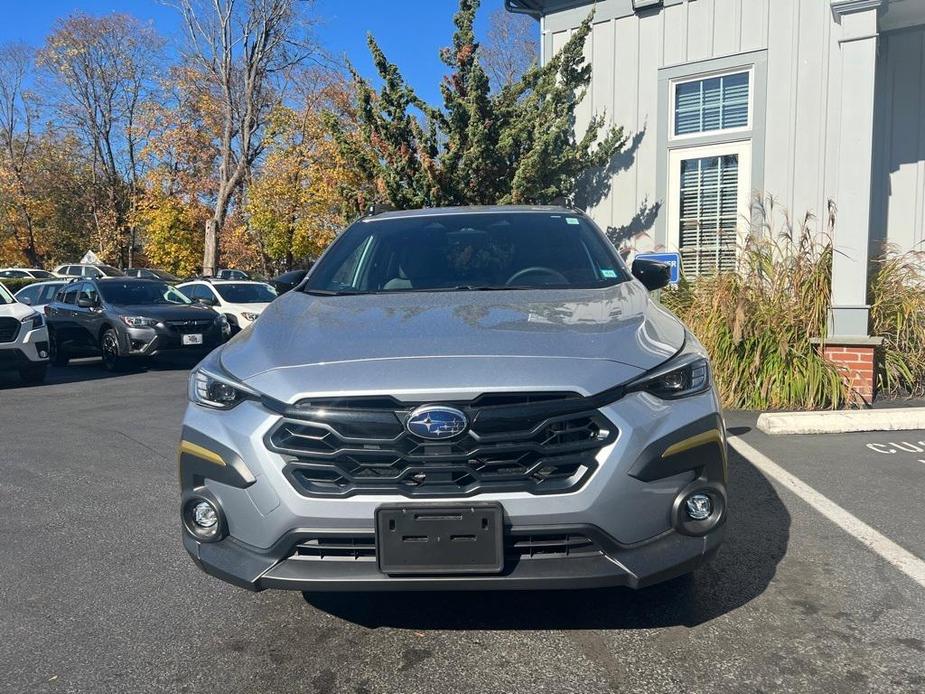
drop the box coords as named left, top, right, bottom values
left=0, top=0, right=528, bottom=105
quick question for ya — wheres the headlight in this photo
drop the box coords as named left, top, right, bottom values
left=241, top=312, right=260, bottom=322
left=627, top=337, right=711, bottom=400
left=22, top=312, right=45, bottom=330
left=121, top=316, right=158, bottom=328
left=189, top=364, right=258, bottom=409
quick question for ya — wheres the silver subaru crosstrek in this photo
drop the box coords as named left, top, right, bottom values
left=179, top=206, right=727, bottom=592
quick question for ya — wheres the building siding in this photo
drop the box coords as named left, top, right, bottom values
left=872, top=24, right=925, bottom=253
left=545, top=0, right=923, bottom=254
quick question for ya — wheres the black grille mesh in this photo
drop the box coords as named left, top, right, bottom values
left=290, top=533, right=602, bottom=562
left=165, top=319, right=213, bottom=334
left=0, top=317, right=20, bottom=343
left=267, top=393, right=616, bottom=498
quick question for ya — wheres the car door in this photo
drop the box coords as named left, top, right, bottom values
left=81, top=281, right=106, bottom=346
left=47, top=283, right=80, bottom=343
left=71, top=282, right=98, bottom=347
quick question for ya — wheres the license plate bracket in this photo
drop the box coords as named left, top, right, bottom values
left=376, top=503, right=504, bottom=575
left=182, top=333, right=203, bottom=346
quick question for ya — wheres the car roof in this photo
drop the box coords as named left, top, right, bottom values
left=15, top=280, right=65, bottom=288
left=361, top=205, right=579, bottom=222
left=56, top=263, right=118, bottom=268
left=180, top=279, right=266, bottom=285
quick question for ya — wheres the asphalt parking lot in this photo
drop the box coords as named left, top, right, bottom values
left=1, top=363, right=924, bottom=693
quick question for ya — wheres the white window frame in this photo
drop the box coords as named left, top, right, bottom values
left=668, top=67, right=754, bottom=142
left=666, top=141, right=753, bottom=269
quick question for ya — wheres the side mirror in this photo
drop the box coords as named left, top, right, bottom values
left=195, top=296, right=217, bottom=306
left=631, top=258, right=671, bottom=291
left=76, top=296, right=94, bottom=308
left=20, top=296, right=32, bottom=306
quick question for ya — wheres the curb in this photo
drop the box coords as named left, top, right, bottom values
left=756, top=407, right=925, bottom=435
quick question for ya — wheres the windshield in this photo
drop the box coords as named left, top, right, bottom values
left=0, top=283, right=13, bottom=304
left=304, top=212, right=627, bottom=295
left=98, top=281, right=192, bottom=306
left=30, top=270, right=55, bottom=278
left=214, top=283, right=276, bottom=303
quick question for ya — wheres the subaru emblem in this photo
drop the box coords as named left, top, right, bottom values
left=406, top=405, right=468, bottom=440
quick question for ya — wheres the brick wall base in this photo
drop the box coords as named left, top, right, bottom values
left=821, top=344, right=877, bottom=404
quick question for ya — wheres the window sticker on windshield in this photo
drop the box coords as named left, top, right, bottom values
left=601, top=269, right=617, bottom=278
left=566, top=217, right=580, bottom=225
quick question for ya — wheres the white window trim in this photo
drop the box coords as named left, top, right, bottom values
left=666, top=141, right=753, bottom=263
left=668, top=66, right=754, bottom=142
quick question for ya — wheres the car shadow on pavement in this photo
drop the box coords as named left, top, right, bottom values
left=0, top=353, right=203, bottom=390
left=303, top=448, right=790, bottom=630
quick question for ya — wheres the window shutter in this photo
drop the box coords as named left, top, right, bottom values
left=678, top=155, right=739, bottom=276
left=674, top=71, right=750, bottom=136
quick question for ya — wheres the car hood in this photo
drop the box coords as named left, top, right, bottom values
left=1, top=301, right=39, bottom=321
left=220, top=283, right=685, bottom=402
left=111, top=304, right=219, bottom=321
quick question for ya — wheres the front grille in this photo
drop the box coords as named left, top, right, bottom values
left=506, top=533, right=603, bottom=559
left=267, top=393, right=617, bottom=498
left=289, top=533, right=602, bottom=562
left=294, top=536, right=377, bottom=561
left=165, top=319, right=213, bottom=334
left=0, top=317, right=20, bottom=343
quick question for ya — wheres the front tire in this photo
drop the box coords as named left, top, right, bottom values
left=100, top=328, right=127, bottom=372
left=19, top=364, right=48, bottom=384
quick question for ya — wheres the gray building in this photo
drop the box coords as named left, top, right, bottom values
left=507, top=0, right=925, bottom=354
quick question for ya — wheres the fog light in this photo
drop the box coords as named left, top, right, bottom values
left=185, top=497, right=223, bottom=541
left=685, top=493, right=713, bottom=520
left=192, top=500, right=218, bottom=529
left=39, top=351, right=48, bottom=358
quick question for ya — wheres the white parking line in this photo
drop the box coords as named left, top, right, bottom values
left=728, top=436, right=925, bottom=590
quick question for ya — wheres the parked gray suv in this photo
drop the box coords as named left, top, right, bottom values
left=180, top=206, right=727, bottom=592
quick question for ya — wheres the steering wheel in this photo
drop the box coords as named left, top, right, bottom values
left=505, top=266, right=569, bottom=286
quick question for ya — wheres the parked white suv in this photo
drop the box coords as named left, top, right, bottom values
left=177, top=280, right=276, bottom=333
left=53, top=263, right=124, bottom=279
left=0, top=268, right=58, bottom=279
left=0, top=282, right=50, bottom=383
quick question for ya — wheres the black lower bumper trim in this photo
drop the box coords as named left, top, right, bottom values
left=0, top=348, right=46, bottom=368
left=185, top=523, right=725, bottom=592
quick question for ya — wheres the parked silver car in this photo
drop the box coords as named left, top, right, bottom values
left=179, top=206, right=727, bottom=592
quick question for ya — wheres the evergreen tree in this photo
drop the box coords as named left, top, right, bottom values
left=329, top=0, right=624, bottom=211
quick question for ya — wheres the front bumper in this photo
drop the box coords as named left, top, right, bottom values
left=122, top=324, right=224, bottom=357
left=0, top=324, right=49, bottom=367
left=184, top=522, right=724, bottom=592
left=180, top=387, right=727, bottom=591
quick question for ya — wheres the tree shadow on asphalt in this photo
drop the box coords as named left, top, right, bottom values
left=303, top=448, right=790, bottom=630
